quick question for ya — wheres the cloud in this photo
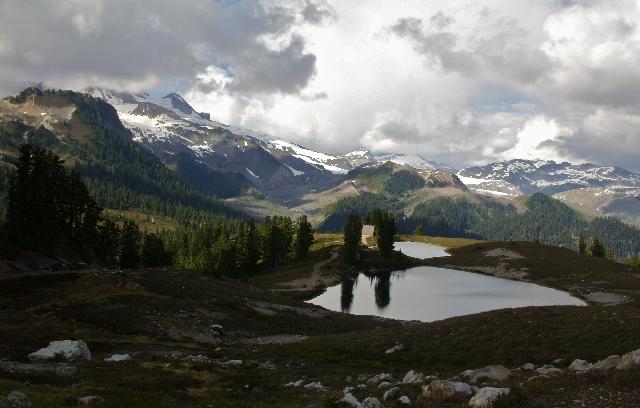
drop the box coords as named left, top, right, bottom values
left=4, top=0, right=640, bottom=171
left=0, top=0, right=324, bottom=95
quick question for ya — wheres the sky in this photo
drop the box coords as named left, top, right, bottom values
left=1, top=0, right=640, bottom=170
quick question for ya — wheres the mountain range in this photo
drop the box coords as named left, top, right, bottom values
left=1, top=86, right=640, bottom=228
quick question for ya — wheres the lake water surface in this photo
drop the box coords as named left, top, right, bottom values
left=308, top=241, right=586, bottom=322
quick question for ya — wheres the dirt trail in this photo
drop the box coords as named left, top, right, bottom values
left=275, top=250, right=340, bottom=292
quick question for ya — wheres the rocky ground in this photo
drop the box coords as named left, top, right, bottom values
left=1, top=236, right=640, bottom=407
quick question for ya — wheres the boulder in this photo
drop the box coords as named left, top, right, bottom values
left=104, top=354, right=131, bottom=362
left=402, top=370, right=424, bottom=384
left=398, top=395, right=410, bottom=405
left=589, top=355, right=622, bottom=372
left=461, top=365, right=512, bottom=383
left=362, top=397, right=383, bottom=408
left=368, top=373, right=393, bottom=384
left=521, top=363, right=536, bottom=371
left=616, top=349, right=640, bottom=370
left=535, top=365, right=563, bottom=376
left=423, top=380, right=473, bottom=399
left=77, top=396, right=104, bottom=406
left=1, top=391, right=32, bottom=408
left=338, top=393, right=362, bottom=408
left=383, top=387, right=401, bottom=401
left=469, top=387, right=510, bottom=408
left=568, top=359, right=592, bottom=372
left=377, top=381, right=392, bottom=389
left=303, top=382, right=328, bottom=392
left=28, top=340, right=91, bottom=362
left=385, top=343, right=405, bottom=355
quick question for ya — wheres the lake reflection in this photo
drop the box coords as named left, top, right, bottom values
left=310, top=242, right=586, bottom=322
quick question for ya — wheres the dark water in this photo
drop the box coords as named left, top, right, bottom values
left=308, top=242, right=585, bottom=322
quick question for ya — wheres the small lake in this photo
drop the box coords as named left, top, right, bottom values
left=308, top=241, right=586, bottom=322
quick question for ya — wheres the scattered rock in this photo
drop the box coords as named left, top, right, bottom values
left=484, top=248, right=524, bottom=259
left=362, top=396, right=383, bottom=408
left=377, top=381, right=392, bottom=389
left=385, top=343, right=405, bottom=354
left=0, top=360, right=76, bottom=377
left=402, top=370, right=424, bottom=384
left=303, top=382, right=328, bottom=392
left=383, top=387, right=401, bottom=401
left=584, top=292, right=629, bottom=306
left=338, top=393, right=361, bottom=408
left=617, top=349, right=640, bottom=370
left=77, top=396, right=104, bottom=406
left=469, top=387, right=510, bottom=408
left=521, top=363, right=536, bottom=371
left=1, top=391, right=32, bottom=408
left=569, top=359, right=592, bottom=372
left=284, top=380, right=305, bottom=387
left=28, top=340, right=91, bottom=362
left=423, top=380, right=473, bottom=399
left=398, top=395, right=410, bottom=405
left=461, top=365, right=512, bottom=383
left=104, top=354, right=131, bottom=362
left=220, top=359, right=243, bottom=366
left=535, top=365, right=563, bottom=376
left=589, top=355, right=622, bottom=372
left=368, top=373, right=393, bottom=384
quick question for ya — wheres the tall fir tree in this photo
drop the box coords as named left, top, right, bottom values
left=376, top=212, right=396, bottom=258
left=578, top=235, right=587, bottom=254
left=119, top=220, right=141, bottom=269
left=589, top=237, right=605, bottom=258
left=343, top=215, right=362, bottom=264
left=294, top=215, right=314, bottom=260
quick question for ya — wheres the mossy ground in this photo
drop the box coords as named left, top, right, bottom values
left=1, top=235, right=639, bottom=407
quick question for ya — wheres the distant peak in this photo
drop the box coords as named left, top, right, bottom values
left=162, top=92, right=195, bottom=115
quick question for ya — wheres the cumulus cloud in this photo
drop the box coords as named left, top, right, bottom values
left=3, top=0, right=640, bottom=171
left=0, top=0, right=323, bottom=95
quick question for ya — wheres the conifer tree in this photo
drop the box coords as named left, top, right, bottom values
left=294, top=215, right=314, bottom=259
left=343, top=215, right=362, bottom=264
left=578, top=235, right=587, bottom=254
left=376, top=212, right=396, bottom=258
left=414, top=224, right=424, bottom=236
left=119, top=220, right=141, bottom=269
left=589, top=237, right=605, bottom=258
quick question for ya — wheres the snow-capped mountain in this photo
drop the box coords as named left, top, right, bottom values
left=340, top=149, right=455, bottom=171
left=87, top=88, right=457, bottom=200
left=457, top=159, right=640, bottom=197
left=87, top=88, right=348, bottom=200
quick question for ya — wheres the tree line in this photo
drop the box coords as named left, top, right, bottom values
left=343, top=209, right=396, bottom=264
left=1, top=144, right=315, bottom=276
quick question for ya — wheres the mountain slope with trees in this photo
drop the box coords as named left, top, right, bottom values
left=0, top=88, right=242, bottom=222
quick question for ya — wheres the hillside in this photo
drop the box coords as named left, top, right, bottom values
left=0, top=88, right=243, bottom=222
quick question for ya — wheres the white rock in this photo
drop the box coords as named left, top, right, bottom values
left=28, top=340, right=91, bottom=362
left=521, top=363, right=536, bottom=370
left=368, top=373, right=393, bottom=384
left=589, top=355, right=622, bottom=372
left=377, top=381, right=392, bottom=389
left=77, top=396, right=104, bottom=406
left=362, top=396, right=383, bottom=408
left=284, top=379, right=304, bottom=387
left=343, top=386, right=354, bottom=394
left=303, top=381, right=328, bottom=392
left=568, top=359, right=592, bottom=372
left=616, top=349, right=640, bottom=370
left=385, top=343, right=405, bottom=354
left=461, top=365, right=512, bottom=383
left=469, top=387, right=510, bottom=408
left=535, top=365, right=563, bottom=375
left=383, top=386, right=401, bottom=401
left=338, top=393, right=362, bottom=408
left=104, top=354, right=131, bottom=362
left=402, top=369, right=424, bottom=384
left=398, top=395, right=410, bottom=405
left=423, top=380, right=473, bottom=399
